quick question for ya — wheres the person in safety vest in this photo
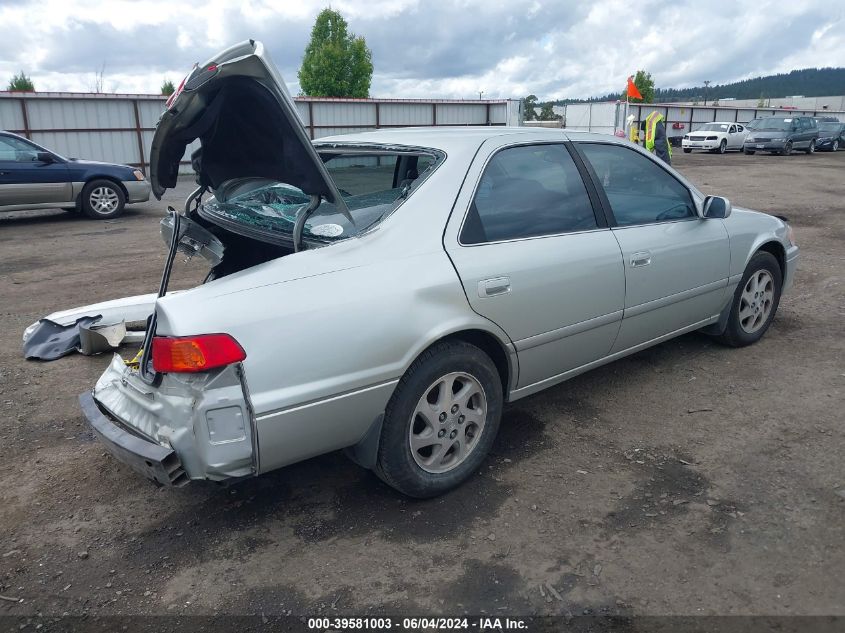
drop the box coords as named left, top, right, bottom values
left=626, top=114, right=639, bottom=144
left=644, top=110, right=672, bottom=164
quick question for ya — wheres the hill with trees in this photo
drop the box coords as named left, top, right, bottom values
left=552, top=67, right=845, bottom=105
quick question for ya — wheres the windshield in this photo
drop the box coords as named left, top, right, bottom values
left=757, top=117, right=796, bottom=131
left=699, top=123, right=730, bottom=131
left=746, top=119, right=761, bottom=129
left=199, top=149, right=440, bottom=245
left=819, top=122, right=841, bottom=132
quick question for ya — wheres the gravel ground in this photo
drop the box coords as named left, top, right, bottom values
left=0, top=149, right=843, bottom=626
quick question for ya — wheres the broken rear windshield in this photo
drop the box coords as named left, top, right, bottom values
left=199, top=149, right=439, bottom=245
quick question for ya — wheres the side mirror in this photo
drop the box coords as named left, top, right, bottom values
left=36, top=152, right=55, bottom=163
left=703, top=195, right=731, bottom=219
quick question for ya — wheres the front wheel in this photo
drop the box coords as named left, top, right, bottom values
left=833, top=139, right=840, bottom=152
left=82, top=180, right=126, bottom=219
left=683, top=148, right=692, bottom=154
left=718, top=139, right=727, bottom=154
left=714, top=251, right=782, bottom=347
left=781, top=141, right=793, bottom=156
left=375, top=341, right=503, bottom=498
left=805, top=139, right=815, bottom=154
left=744, top=148, right=755, bottom=155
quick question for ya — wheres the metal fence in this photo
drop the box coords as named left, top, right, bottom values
left=0, top=92, right=521, bottom=174
left=562, top=101, right=845, bottom=139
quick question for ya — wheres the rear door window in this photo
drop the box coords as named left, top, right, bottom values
left=578, top=143, right=696, bottom=226
left=460, top=143, right=597, bottom=245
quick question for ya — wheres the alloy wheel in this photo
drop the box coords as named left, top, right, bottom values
left=408, top=372, right=487, bottom=474
left=89, top=187, right=120, bottom=215
left=739, top=270, right=775, bottom=334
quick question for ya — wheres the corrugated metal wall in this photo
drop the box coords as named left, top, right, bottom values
left=563, top=101, right=845, bottom=139
left=0, top=92, right=520, bottom=174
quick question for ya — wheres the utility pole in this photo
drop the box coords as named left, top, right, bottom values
left=478, top=90, right=484, bottom=100
left=703, top=80, right=711, bottom=106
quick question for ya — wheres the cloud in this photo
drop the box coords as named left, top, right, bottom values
left=0, top=0, right=841, bottom=99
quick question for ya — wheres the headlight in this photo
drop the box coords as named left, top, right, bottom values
left=706, top=136, right=717, bottom=140
left=770, top=138, right=784, bottom=142
left=683, top=135, right=689, bottom=140
left=786, top=224, right=796, bottom=247
left=818, top=136, right=831, bottom=142
left=132, top=169, right=145, bottom=181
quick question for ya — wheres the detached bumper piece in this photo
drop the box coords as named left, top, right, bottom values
left=79, top=391, right=188, bottom=486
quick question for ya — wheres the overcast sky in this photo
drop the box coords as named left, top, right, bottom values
left=1, top=0, right=842, bottom=100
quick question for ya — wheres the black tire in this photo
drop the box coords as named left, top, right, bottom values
left=714, top=251, right=782, bottom=348
left=683, top=148, right=692, bottom=154
left=81, top=179, right=126, bottom=219
left=744, top=149, right=755, bottom=155
left=375, top=340, right=503, bottom=498
left=780, top=141, right=792, bottom=156
left=804, top=139, right=815, bottom=154
left=718, top=139, right=727, bottom=154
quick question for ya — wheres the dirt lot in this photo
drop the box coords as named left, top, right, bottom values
left=1, top=149, right=843, bottom=626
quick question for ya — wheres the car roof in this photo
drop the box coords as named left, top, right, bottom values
left=312, top=126, right=625, bottom=152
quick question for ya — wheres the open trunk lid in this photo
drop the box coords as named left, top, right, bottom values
left=149, top=40, right=344, bottom=207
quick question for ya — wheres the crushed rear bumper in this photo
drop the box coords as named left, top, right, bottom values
left=79, top=391, right=188, bottom=486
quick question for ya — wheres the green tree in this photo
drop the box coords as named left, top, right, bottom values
left=8, top=71, right=34, bottom=91
left=538, top=103, right=561, bottom=121
left=522, top=94, right=538, bottom=121
left=622, top=70, right=655, bottom=103
left=298, top=8, right=373, bottom=98
left=161, top=79, right=176, bottom=96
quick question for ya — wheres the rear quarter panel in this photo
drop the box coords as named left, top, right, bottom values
left=153, top=233, right=513, bottom=472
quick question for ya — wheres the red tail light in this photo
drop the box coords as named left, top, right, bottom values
left=152, top=334, right=246, bottom=373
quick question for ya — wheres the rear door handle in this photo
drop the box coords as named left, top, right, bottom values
left=630, top=251, right=652, bottom=267
left=478, top=276, right=511, bottom=297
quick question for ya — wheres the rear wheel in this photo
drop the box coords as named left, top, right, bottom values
left=805, top=139, right=815, bottom=154
left=714, top=251, right=782, bottom=347
left=375, top=341, right=503, bottom=498
left=82, top=180, right=125, bottom=219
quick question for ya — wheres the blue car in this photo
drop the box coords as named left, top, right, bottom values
left=0, top=131, right=150, bottom=219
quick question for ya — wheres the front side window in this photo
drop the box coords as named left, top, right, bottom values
left=0, top=135, right=39, bottom=162
left=460, top=143, right=597, bottom=245
left=578, top=143, right=696, bottom=226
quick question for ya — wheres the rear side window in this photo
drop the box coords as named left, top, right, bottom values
left=578, top=143, right=695, bottom=226
left=460, top=144, right=597, bottom=244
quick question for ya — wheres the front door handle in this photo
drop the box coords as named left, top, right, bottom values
left=630, top=251, right=652, bottom=267
left=478, top=276, right=511, bottom=297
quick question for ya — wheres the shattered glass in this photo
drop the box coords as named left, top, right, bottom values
left=202, top=183, right=402, bottom=244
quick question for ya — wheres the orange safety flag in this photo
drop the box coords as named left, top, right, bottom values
left=626, top=76, right=643, bottom=100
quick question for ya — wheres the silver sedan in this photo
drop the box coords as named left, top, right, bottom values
left=81, top=41, right=798, bottom=497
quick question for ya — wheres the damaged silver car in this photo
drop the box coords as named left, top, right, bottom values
left=77, top=40, right=798, bottom=497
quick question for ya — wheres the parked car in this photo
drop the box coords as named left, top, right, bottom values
left=813, top=116, right=840, bottom=124
left=815, top=121, right=844, bottom=151
left=78, top=41, right=798, bottom=497
left=682, top=122, right=748, bottom=153
left=743, top=116, right=819, bottom=155
left=0, top=131, right=150, bottom=218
